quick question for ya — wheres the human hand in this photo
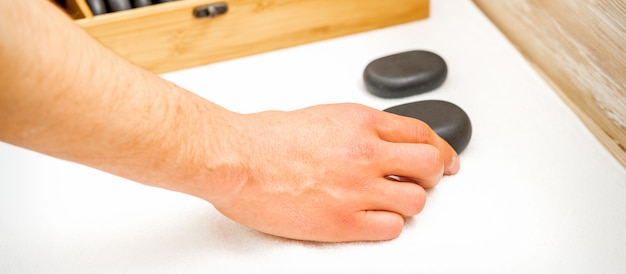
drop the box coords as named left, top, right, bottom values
left=202, top=103, right=459, bottom=242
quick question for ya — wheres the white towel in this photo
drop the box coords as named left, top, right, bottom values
left=1, top=1, right=625, bottom=273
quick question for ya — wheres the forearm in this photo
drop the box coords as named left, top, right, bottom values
left=0, top=1, right=238, bottom=200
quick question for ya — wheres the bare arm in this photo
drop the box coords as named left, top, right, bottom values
left=0, top=0, right=459, bottom=242
left=0, top=0, right=238, bottom=197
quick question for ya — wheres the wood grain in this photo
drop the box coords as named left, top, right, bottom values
left=71, top=0, right=428, bottom=73
left=473, top=0, right=626, bottom=168
left=65, top=0, right=93, bottom=19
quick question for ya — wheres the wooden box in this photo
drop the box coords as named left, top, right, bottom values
left=61, top=0, right=430, bottom=73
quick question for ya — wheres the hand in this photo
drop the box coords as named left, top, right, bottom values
left=203, top=103, right=459, bottom=242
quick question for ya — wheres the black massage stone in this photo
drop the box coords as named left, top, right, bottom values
left=364, top=50, right=447, bottom=98
left=384, top=100, right=472, bottom=154
left=108, top=0, right=132, bottom=12
left=87, top=0, right=107, bottom=15
left=133, top=0, right=152, bottom=7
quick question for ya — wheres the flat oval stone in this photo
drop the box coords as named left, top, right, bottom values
left=133, top=0, right=153, bottom=7
left=107, top=0, right=132, bottom=12
left=87, top=0, right=108, bottom=15
left=364, top=50, right=447, bottom=98
left=384, top=100, right=472, bottom=154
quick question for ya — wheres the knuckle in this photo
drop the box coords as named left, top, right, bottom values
left=411, top=120, right=435, bottom=142
left=431, top=146, right=445, bottom=168
left=417, top=146, right=445, bottom=188
left=348, top=141, right=381, bottom=161
left=344, top=103, right=379, bottom=124
left=384, top=221, right=404, bottom=240
left=423, top=145, right=444, bottom=171
left=362, top=211, right=404, bottom=240
left=405, top=187, right=427, bottom=216
left=333, top=210, right=363, bottom=236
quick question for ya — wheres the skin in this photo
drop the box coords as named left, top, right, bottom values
left=0, top=0, right=459, bottom=242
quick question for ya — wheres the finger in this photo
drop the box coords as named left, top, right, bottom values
left=344, top=210, right=405, bottom=242
left=374, top=111, right=460, bottom=175
left=360, top=177, right=427, bottom=217
left=380, top=143, right=444, bottom=189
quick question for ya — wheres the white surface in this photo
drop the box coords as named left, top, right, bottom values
left=2, top=1, right=625, bottom=273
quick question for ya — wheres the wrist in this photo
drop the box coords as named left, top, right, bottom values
left=147, top=93, right=249, bottom=205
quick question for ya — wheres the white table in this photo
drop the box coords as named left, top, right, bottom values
left=2, top=1, right=625, bottom=273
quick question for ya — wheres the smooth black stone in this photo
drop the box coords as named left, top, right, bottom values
left=384, top=100, right=472, bottom=154
left=132, top=0, right=152, bottom=8
left=364, top=50, right=447, bottom=98
left=87, top=0, right=107, bottom=15
left=107, top=0, right=132, bottom=12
